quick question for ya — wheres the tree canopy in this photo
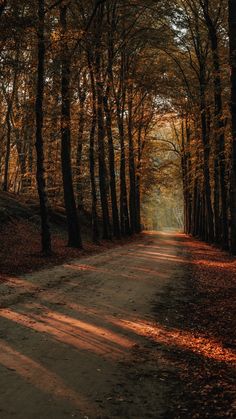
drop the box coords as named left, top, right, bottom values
left=0, top=0, right=235, bottom=253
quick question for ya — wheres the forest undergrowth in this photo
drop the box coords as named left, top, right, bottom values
left=0, top=192, right=141, bottom=280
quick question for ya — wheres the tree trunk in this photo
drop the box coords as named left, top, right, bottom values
left=2, top=54, right=19, bottom=192
left=181, top=118, right=188, bottom=233
left=76, top=76, right=86, bottom=210
left=213, top=145, right=221, bottom=241
left=103, top=5, right=120, bottom=239
left=94, top=4, right=111, bottom=240
left=35, top=0, right=51, bottom=254
left=60, top=5, right=82, bottom=248
left=135, top=113, right=143, bottom=233
left=88, top=56, right=100, bottom=243
left=127, top=84, right=137, bottom=234
left=115, top=52, right=130, bottom=235
left=103, top=94, right=121, bottom=238
left=96, top=79, right=111, bottom=240
left=202, top=4, right=228, bottom=247
left=117, top=108, right=130, bottom=236
left=3, top=114, right=11, bottom=192
left=199, top=75, right=214, bottom=242
left=229, top=0, right=236, bottom=254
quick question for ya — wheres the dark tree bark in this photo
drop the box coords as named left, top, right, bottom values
left=135, top=111, right=143, bottom=233
left=35, top=0, right=51, bottom=254
left=199, top=69, right=214, bottom=242
left=186, top=119, right=192, bottom=234
left=103, top=3, right=120, bottom=238
left=114, top=50, right=130, bottom=236
left=135, top=103, right=150, bottom=234
left=76, top=72, right=86, bottom=211
left=181, top=119, right=188, bottom=233
left=103, top=95, right=121, bottom=238
left=191, top=129, right=201, bottom=237
left=96, top=80, right=111, bottom=240
left=185, top=8, right=214, bottom=242
left=213, top=141, right=221, bottom=241
left=3, top=111, right=11, bottom=192
left=88, top=55, right=100, bottom=243
left=192, top=180, right=200, bottom=237
left=2, top=52, right=19, bottom=192
left=105, top=0, right=130, bottom=236
left=127, top=83, right=137, bottom=234
left=201, top=0, right=228, bottom=248
left=229, top=0, right=236, bottom=254
left=181, top=115, right=192, bottom=235
left=60, top=4, right=82, bottom=248
left=94, top=4, right=111, bottom=240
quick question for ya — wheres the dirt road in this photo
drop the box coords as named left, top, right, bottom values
left=0, top=232, right=235, bottom=419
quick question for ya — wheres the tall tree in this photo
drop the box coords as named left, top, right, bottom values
left=229, top=0, right=236, bottom=254
left=200, top=0, right=228, bottom=248
left=103, top=1, right=121, bottom=238
left=35, top=0, right=52, bottom=254
left=88, top=53, right=100, bottom=242
left=60, top=4, right=82, bottom=248
left=94, top=3, right=112, bottom=240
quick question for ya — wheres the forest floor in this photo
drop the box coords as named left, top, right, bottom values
left=0, top=191, right=139, bottom=277
left=0, top=232, right=235, bottom=419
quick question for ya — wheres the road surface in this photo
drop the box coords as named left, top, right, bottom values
left=0, top=232, right=234, bottom=418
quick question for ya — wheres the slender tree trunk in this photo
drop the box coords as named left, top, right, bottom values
left=118, top=108, right=130, bottom=236
left=103, top=5, right=120, bottom=239
left=47, top=70, right=60, bottom=193
left=229, top=0, right=236, bottom=254
left=89, top=103, right=100, bottom=243
left=199, top=75, right=214, bottom=242
left=181, top=118, right=188, bottom=233
left=213, top=144, right=221, bottom=241
left=192, top=125, right=201, bottom=237
left=115, top=51, right=130, bottom=235
left=182, top=163, right=188, bottom=233
left=60, top=5, right=82, bottom=248
left=35, top=0, right=51, bottom=254
left=94, top=5, right=111, bottom=240
left=135, top=114, right=143, bottom=233
left=127, top=84, right=137, bottom=234
left=96, top=79, right=111, bottom=240
left=16, top=123, right=27, bottom=192
left=186, top=122, right=192, bottom=234
left=192, top=180, right=199, bottom=236
left=200, top=191, right=206, bottom=239
left=203, top=5, right=228, bottom=247
left=2, top=54, right=19, bottom=192
left=88, top=56, right=100, bottom=243
left=76, top=77, right=86, bottom=210
left=3, top=114, right=11, bottom=192
left=103, top=95, right=121, bottom=238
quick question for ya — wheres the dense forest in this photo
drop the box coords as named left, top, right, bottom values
left=0, top=0, right=236, bottom=253
left=0, top=2, right=236, bottom=419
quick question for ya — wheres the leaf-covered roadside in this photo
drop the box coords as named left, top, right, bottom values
left=152, top=235, right=236, bottom=419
